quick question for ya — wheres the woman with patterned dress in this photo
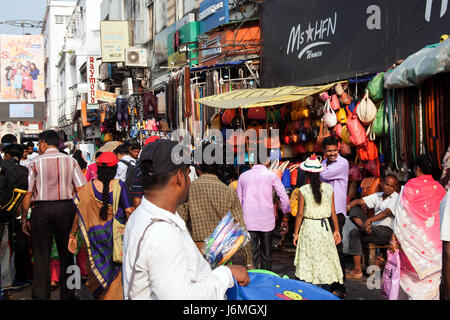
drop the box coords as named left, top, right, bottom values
left=293, top=155, right=343, bottom=289
left=68, top=152, right=134, bottom=300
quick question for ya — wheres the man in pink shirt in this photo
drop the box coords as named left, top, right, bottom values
left=237, top=153, right=291, bottom=270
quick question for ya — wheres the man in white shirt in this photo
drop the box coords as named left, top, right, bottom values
left=345, top=174, right=399, bottom=278
left=114, top=144, right=136, bottom=182
left=440, top=189, right=450, bottom=300
left=26, top=142, right=38, bottom=160
left=122, top=140, right=249, bottom=300
left=19, top=145, right=30, bottom=167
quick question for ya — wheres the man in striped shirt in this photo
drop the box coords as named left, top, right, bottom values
left=21, top=130, right=87, bottom=300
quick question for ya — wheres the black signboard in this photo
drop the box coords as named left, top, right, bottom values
left=260, top=0, right=450, bottom=87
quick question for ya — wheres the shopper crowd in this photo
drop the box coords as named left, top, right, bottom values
left=0, top=131, right=449, bottom=301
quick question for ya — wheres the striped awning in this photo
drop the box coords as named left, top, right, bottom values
left=194, top=81, right=346, bottom=109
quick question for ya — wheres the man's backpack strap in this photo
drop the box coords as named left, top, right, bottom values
left=125, top=218, right=177, bottom=300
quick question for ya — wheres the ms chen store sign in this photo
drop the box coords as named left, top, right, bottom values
left=260, top=0, right=450, bottom=87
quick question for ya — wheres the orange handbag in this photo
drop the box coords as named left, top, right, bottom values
left=360, top=177, right=382, bottom=197
left=357, top=141, right=378, bottom=161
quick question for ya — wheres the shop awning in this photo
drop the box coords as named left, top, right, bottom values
left=194, top=81, right=345, bottom=109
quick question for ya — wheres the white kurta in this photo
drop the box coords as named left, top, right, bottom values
left=122, top=197, right=234, bottom=300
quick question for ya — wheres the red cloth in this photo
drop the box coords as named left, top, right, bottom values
left=144, top=136, right=160, bottom=145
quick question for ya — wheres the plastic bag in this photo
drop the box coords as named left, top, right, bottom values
left=381, top=249, right=401, bottom=300
left=202, top=212, right=250, bottom=268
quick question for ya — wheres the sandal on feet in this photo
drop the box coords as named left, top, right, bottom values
left=332, top=290, right=346, bottom=299
left=346, top=271, right=363, bottom=279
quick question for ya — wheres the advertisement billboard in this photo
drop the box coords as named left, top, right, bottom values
left=0, top=34, right=45, bottom=102
left=100, top=21, right=131, bottom=62
left=260, top=0, right=450, bottom=87
left=199, top=0, right=229, bottom=34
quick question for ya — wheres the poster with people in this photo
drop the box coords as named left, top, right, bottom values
left=0, top=34, right=44, bottom=102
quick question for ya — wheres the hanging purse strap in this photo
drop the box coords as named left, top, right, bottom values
left=125, top=218, right=176, bottom=300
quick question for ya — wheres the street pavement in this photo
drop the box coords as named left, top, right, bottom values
left=7, top=242, right=385, bottom=300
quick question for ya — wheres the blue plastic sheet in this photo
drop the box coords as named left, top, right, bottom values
left=226, top=271, right=340, bottom=300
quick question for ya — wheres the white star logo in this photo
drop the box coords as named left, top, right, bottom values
left=305, top=23, right=314, bottom=42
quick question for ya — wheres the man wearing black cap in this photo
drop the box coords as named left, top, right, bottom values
left=122, top=140, right=249, bottom=299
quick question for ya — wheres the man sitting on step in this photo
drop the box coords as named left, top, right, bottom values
left=345, top=174, right=399, bottom=279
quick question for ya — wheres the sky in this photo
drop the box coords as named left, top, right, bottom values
left=0, top=0, right=71, bottom=35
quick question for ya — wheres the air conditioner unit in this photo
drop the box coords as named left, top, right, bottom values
left=125, top=48, right=148, bottom=67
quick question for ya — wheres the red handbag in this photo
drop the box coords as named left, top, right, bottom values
left=247, top=107, right=266, bottom=120
left=349, top=163, right=362, bottom=181
left=293, top=143, right=306, bottom=155
left=347, top=113, right=367, bottom=147
left=303, top=118, right=312, bottom=130
left=221, top=109, right=236, bottom=125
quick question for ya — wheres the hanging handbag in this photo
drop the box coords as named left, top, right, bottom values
left=362, top=158, right=381, bottom=177
left=281, top=144, right=295, bottom=158
left=293, top=143, right=306, bottom=155
left=357, top=141, right=378, bottom=161
left=339, top=92, right=352, bottom=105
left=221, top=109, right=236, bottom=125
left=356, top=91, right=377, bottom=126
left=310, top=101, right=325, bottom=118
left=367, top=72, right=385, bottom=103
left=373, top=101, right=388, bottom=136
left=330, top=94, right=341, bottom=111
left=366, top=122, right=376, bottom=141
left=301, top=104, right=310, bottom=119
left=340, top=141, right=351, bottom=156
left=112, top=180, right=125, bottom=263
left=348, top=163, right=362, bottom=181
left=319, top=91, right=330, bottom=102
left=305, top=141, right=314, bottom=153
left=247, top=107, right=266, bottom=120
left=323, top=99, right=337, bottom=128
left=334, top=123, right=343, bottom=138
left=347, top=100, right=357, bottom=113
left=335, top=83, right=344, bottom=96
left=289, top=164, right=300, bottom=186
left=337, top=107, right=347, bottom=124
left=347, top=111, right=367, bottom=147
left=303, top=118, right=312, bottom=130
left=341, top=125, right=352, bottom=145
left=291, top=102, right=302, bottom=121
left=281, top=169, right=291, bottom=188
left=266, top=106, right=281, bottom=123
left=360, top=176, right=382, bottom=197
left=314, top=119, right=325, bottom=152
left=247, top=120, right=263, bottom=143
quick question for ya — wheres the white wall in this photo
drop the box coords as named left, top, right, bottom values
left=43, top=1, right=76, bottom=129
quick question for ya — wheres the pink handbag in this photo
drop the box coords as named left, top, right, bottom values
left=330, top=94, right=341, bottom=111
left=319, top=91, right=330, bottom=102
left=347, top=113, right=367, bottom=147
left=381, top=250, right=401, bottom=300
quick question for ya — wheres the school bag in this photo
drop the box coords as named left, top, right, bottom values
left=0, top=159, right=29, bottom=223
left=121, top=159, right=137, bottom=196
